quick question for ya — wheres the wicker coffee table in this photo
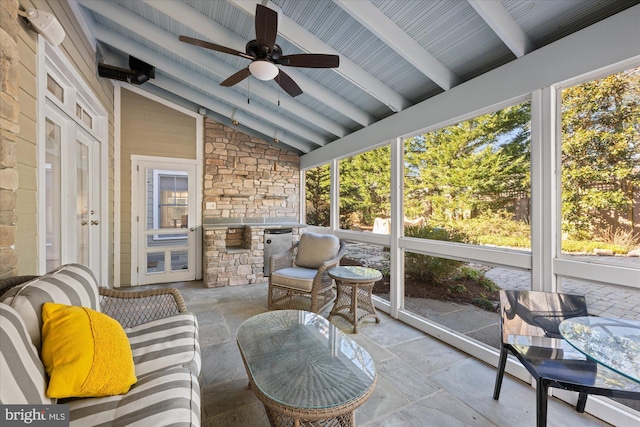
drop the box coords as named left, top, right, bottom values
left=236, top=310, right=377, bottom=427
left=328, top=266, right=382, bottom=333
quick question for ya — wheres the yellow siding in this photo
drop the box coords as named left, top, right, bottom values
left=119, top=89, right=197, bottom=285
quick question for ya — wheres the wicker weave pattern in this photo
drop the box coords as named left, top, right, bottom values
left=99, top=287, right=187, bottom=329
left=268, top=241, right=348, bottom=313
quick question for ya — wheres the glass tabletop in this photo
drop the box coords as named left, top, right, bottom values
left=236, top=310, right=376, bottom=409
left=328, top=266, right=382, bottom=282
left=559, top=317, right=640, bottom=383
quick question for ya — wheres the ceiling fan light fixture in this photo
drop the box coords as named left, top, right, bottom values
left=249, top=60, right=279, bottom=81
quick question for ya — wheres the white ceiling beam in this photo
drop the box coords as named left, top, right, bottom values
left=79, top=0, right=346, bottom=139
left=333, top=0, right=459, bottom=90
left=229, top=0, right=410, bottom=113
left=153, top=75, right=314, bottom=153
left=92, top=24, right=325, bottom=148
left=142, top=0, right=374, bottom=127
left=467, top=0, right=534, bottom=58
left=302, top=4, right=640, bottom=168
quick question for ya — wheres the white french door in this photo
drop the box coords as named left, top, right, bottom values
left=43, top=103, right=102, bottom=280
left=133, top=158, right=197, bottom=285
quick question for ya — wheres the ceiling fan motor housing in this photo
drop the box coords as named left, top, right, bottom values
left=246, top=40, right=282, bottom=61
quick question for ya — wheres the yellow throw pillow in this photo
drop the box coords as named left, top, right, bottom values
left=41, top=302, right=137, bottom=398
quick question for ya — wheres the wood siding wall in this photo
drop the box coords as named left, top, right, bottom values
left=13, top=0, right=114, bottom=278
left=119, top=88, right=196, bottom=286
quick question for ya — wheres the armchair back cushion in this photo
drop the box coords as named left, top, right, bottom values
left=294, top=232, right=340, bottom=269
left=0, top=304, right=53, bottom=404
left=0, top=264, right=99, bottom=351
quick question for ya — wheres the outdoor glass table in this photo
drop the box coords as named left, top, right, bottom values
left=559, top=316, right=640, bottom=383
left=236, top=310, right=377, bottom=426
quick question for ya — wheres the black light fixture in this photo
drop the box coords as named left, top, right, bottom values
left=98, top=56, right=155, bottom=85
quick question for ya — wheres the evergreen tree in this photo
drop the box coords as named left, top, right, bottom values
left=404, top=103, right=531, bottom=223
left=561, top=68, right=640, bottom=240
left=339, top=145, right=391, bottom=228
left=305, top=163, right=330, bottom=226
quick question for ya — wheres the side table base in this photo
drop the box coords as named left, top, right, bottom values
left=329, top=281, right=379, bottom=333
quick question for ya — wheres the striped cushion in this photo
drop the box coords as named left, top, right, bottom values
left=125, top=313, right=201, bottom=378
left=68, top=366, right=200, bottom=427
left=0, top=264, right=99, bottom=351
left=0, top=304, right=53, bottom=404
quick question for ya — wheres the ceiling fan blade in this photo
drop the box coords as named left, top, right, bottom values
left=179, top=35, right=253, bottom=60
left=255, top=4, right=278, bottom=51
left=278, top=54, right=340, bottom=68
left=275, top=69, right=303, bottom=97
left=220, top=68, right=252, bottom=87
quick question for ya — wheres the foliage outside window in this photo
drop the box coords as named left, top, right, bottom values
left=404, top=102, right=532, bottom=249
left=339, top=146, right=391, bottom=231
left=305, top=164, right=330, bottom=227
left=561, top=66, right=640, bottom=258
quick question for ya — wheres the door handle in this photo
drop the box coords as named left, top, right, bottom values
left=81, top=220, right=88, bottom=225
left=91, top=220, right=99, bottom=225
left=189, top=227, right=195, bottom=232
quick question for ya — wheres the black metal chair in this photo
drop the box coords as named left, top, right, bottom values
left=493, top=290, right=640, bottom=427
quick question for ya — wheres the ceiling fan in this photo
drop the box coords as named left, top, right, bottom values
left=179, top=4, right=339, bottom=97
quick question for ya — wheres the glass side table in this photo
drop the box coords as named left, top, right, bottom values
left=559, top=316, right=640, bottom=383
left=328, top=266, right=382, bottom=333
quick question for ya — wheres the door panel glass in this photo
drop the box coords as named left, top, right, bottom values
left=146, top=170, right=189, bottom=231
left=45, top=118, right=61, bottom=271
left=147, top=252, right=165, bottom=274
left=171, top=250, right=189, bottom=271
left=76, top=141, right=89, bottom=266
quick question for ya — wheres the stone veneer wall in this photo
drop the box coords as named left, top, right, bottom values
left=203, top=119, right=300, bottom=219
left=0, top=0, right=19, bottom=278
left=202, top=118, right=302, bottom=287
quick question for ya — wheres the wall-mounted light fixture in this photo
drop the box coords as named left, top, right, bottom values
left=18, top=8, right=66, bottom=46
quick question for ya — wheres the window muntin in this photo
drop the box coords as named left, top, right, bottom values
left=305, top=163, right=331, bottom=227
left=403, top=102, right=532, bottom=250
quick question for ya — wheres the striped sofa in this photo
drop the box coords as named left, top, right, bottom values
left=0, top=264, right=201, bottom=426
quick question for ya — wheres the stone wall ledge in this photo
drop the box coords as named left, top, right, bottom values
left=203, top=223, right=306, bottom=230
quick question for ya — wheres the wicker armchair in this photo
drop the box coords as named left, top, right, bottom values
left=268, top=232, right=348, bottom=313
left=99, top=287, right=187, bottom=328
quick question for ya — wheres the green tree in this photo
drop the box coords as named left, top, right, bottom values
left=305, top=164, right=330, bottom=226
left=404, top=103, right=531, bottom=224
left=561, top=68, right=640, bottom=240
left=339, top=145, right=391, bottom=228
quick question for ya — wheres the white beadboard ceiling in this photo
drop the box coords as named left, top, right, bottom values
left=74, top=0, right=639, bottom=154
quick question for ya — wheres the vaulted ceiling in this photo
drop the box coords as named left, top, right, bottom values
left=74, top=0, right=638, bottom=154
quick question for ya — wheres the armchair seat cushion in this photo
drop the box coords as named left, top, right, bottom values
left=270, top=267, right=318, bottom=292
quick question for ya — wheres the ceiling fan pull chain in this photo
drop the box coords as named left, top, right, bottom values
left=247, top=78, right=250, bottom=104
